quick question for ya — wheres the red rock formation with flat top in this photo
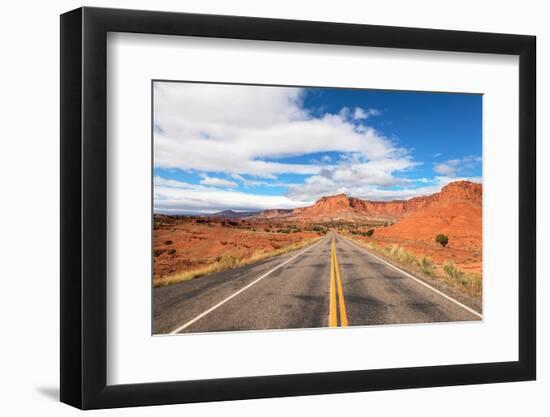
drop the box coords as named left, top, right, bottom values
left=258, top=180, right=481, bottom=221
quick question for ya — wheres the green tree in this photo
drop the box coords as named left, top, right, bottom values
left=435, top=234, right=449, bottom=247
left=366, top=229, right=374, bottom=237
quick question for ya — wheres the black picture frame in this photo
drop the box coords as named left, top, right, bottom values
left=60, top=6, right=536, bottom=410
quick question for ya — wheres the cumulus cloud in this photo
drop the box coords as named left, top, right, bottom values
left=199, top=175, right=238, bottom=188
left=153, top=82, right=479, bottom=213
left=434, top=160, right=460, bottom=176
left=353, top=107, right=381, bottom=120
left=288, top=175, right=482, bottom=203
left=285, top=151, right=420, bottom=202
left=154, top=83, right=402, bottom=177
left=339, top=106, right=381, bottom=121
left=433, top=156, right=481, bottom=177
left=154, top=177, right=310, bottom=214
left=154, top=173, right=482, bottom=213
left=230, top=173, right=299, bottom=189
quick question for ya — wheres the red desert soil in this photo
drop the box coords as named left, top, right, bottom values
left=153, top=217, right=319, bottom=280
left=360, top=188, right=482, bottom=274
left=154, top=180, right=482, bottom=282
left=370, top=211, right=481, bottom=273
left=290, top=181, right=482, bottom=274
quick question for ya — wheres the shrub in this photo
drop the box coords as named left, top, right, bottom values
left=167, top=249, right=176, bottom=255
left=436, top=234, right=449, bottom=247
left=164, top=240, right=173, bottom=245
left=366, top=229, right=374, bottom=237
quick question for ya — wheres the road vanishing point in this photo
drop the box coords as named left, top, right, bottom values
left=154, top=232, right=482, bottom=334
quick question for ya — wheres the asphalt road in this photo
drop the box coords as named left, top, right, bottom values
left=153, top=232, right=482, bottom=334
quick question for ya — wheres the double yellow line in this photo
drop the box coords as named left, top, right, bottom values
left=329, top=236, right=348, bottom=327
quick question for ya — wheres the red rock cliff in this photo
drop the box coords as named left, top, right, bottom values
left=264, top=180, right=482, bottom=220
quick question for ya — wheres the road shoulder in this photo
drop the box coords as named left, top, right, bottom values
left=339, top=234, right=483, bottom=315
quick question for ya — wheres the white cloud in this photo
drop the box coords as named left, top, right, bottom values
left=356, top=175, right=482, bottom=201
left=287, top=172, right=482, bottom=203
left=286, top=153, right=420, bottom=202
left=153, top=82, right=478, bottom=211
left=434, top=160, right=460, bottom=176
left=339, top=106, right=381, bottom=121
left=199, top=175, right=238, bottom=188
left=154, top=175, right=482, bottom=213
left=154, top=177, right=310, bottom=214
left=433, top=156, right=481, bottom=176
left=154, top=83, right=404, bottom=177
left=153, top=176, right=205, bottom=190
left=230, top=173, right=299, bottom=188
left=353, top=107, right=381, bottom=120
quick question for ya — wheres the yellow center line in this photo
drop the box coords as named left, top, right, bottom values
left=329, top=234, right=349, bottom=327
left=329, top=237, right=338, bottom=327
left=334, top=242, right=349, bottom=327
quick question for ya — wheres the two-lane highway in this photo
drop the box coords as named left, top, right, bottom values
left=153, top=232, right=481, bottom=334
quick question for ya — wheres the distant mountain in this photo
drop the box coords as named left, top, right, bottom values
left=249, top=180, right=482, bottom=221
left=210, top=210, right=258, bottom=219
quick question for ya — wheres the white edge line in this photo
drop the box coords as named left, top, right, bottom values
left=340, top=235, right=483, bottom=320
left=169, top=237, right=325, bottom=334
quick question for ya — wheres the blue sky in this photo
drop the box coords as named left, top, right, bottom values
left=153, top=82, right=481, bottom=214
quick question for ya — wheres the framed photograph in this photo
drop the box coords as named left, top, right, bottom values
left=60, top=7, right=536, bottom=409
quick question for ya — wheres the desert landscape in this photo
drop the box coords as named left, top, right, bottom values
left=154, top=180, right=482, bottom=301
left=153, top=216, right=322, bottom=285
left=152, top=81, right=483, bottom=333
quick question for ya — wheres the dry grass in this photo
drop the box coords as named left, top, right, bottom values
left=153, top=237, right=321, bottom=287
left=348, top=237, right=482, bottom=298
left=442, top=260, right=482, bottom=295
left=419, top=255, right=436, bottom=276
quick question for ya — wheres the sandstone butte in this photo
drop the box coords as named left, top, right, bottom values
left=249, top=180, right=482, bottom=221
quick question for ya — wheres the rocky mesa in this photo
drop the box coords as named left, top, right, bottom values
left=250, top=180, right=481, bottom=221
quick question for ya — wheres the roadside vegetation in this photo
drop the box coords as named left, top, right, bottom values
left=435, top=234, right=449, bottom=247
left=350, top=228, right=375, bottom=237
left=348, top=238, right=482, bottom=298
left=153, top=237, right=321, bottom=287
